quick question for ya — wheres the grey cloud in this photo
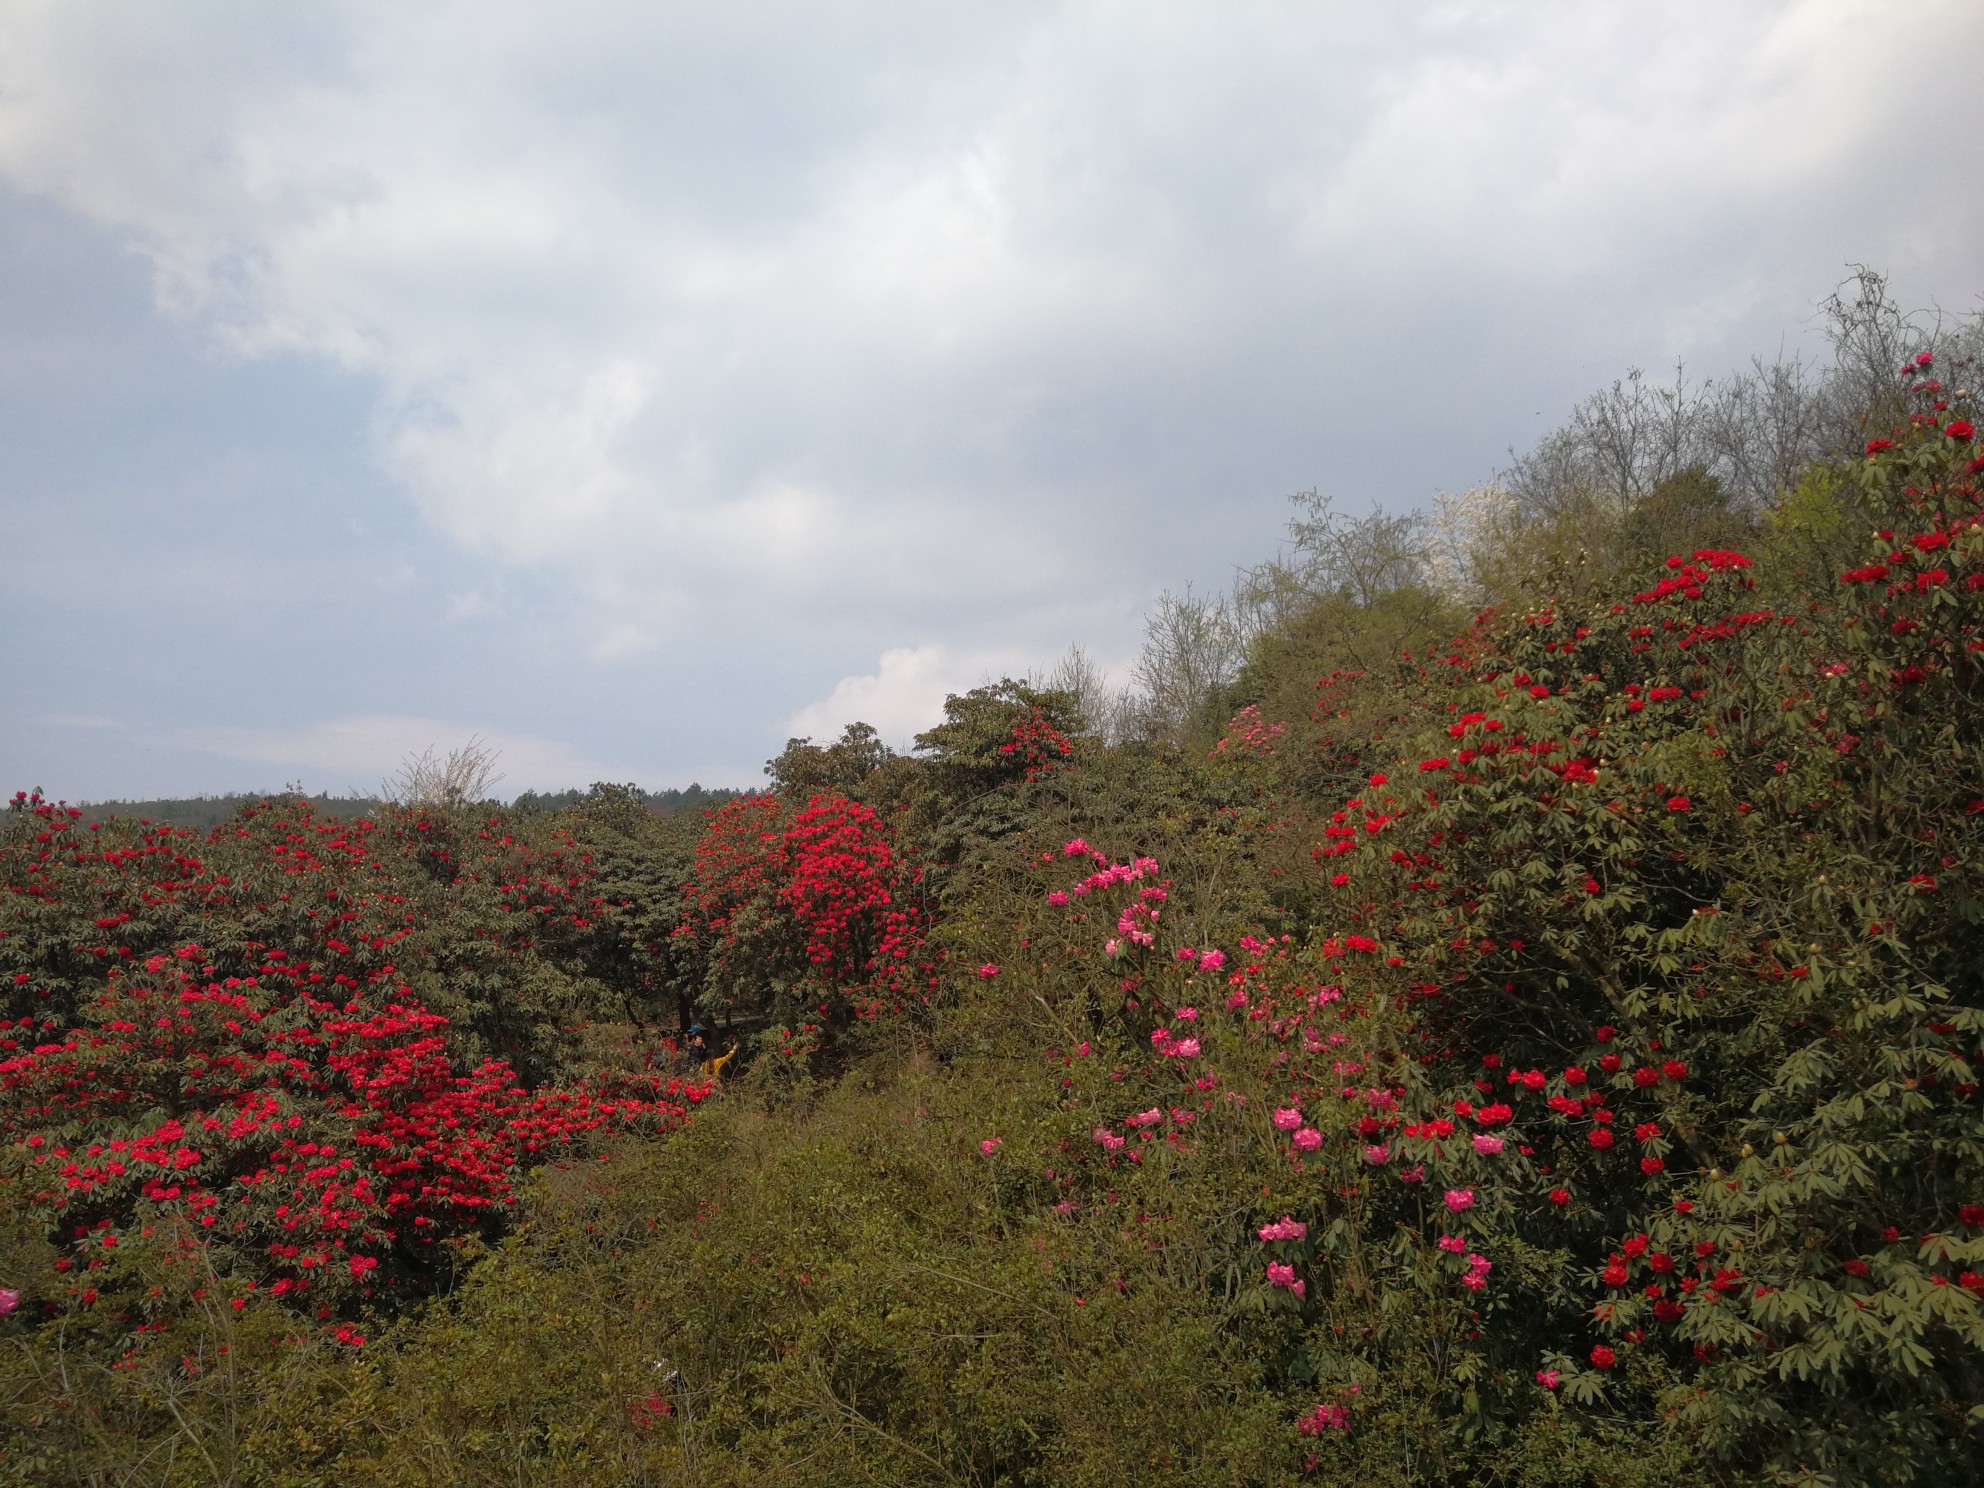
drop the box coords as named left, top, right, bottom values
left=3, top=1, right=1982, bottom=799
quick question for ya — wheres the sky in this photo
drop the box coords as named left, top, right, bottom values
left=4, top=0, right=1983, bottom=800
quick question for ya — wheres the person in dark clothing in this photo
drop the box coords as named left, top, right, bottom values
left=681, top=1024, right=710, bottom=1072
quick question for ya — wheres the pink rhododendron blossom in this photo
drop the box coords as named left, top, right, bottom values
left=1296, top=1403, right=1350, bottom=1434
left=1437, top=1234, right=1467, bottom=1254
left=1292, top=1127, right=1323, bottom=1152
left=1398, top=1164, right=1425, bottom=1183
left=1226, top=989, right=1248, bottom=1010
left=1104, top=938, right=1122, bottom=956
left=1536, top=1369, right=1561, bottom=1389
left=980, top=1138, right=1002, bottom=1154
left=1257, top=1215, right=1308, bottom=1242
left=1198, top=949, right=1226, bottom=971
left=1265, top=1262, right=1305, bottom=1296
left=1175, top=1006, right=1198, bottom=1022
left=1176, top=946, right=1198, bottom=963
left=1461, top=1253, right=1493, bottom=1290
left=978, top=963, right=999, bottom=979
left=1047, top=890, right=1069, bottom=907
left=0, top=1288, right=17, bottom=1316
left=1272, top=1107, right=1303, bottom=1131
left=1363, top=1144, right=1390, bottom=1165
left=1472, top=1134, right=1504, bottom=1155
left=1444, top=1188, right=1476, bottom=1213
left=1126, top=1108, right=1163, bottom=1128
left=1064, top=839, right=1090, bottom=856
left=1171, top=1037, right=1200, bottom=1058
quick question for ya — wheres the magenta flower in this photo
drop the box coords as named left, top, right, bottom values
left=1257, top=1215, right=1308, bottom=1242
left=1472, top=1134, right=1504, bottom=1156
left=1291, top=1127, right=1323, bottom=1152
left=1460, top=1252, right=1493, bottom=1290
left=1437, top=1233, right=1467, bottom=1254
left=1397, top=1164, right=1425, bottom=1184
left=978, top=963, right=999, bottom=979
left=1271, top=1107, right=1303, bottom=1131
left=1175, top=1006, right=1198, bottom=1022
left=1047, top=890, right=1069, bottom=907
left=1536, top=1368, right=1561, bottom=1389
left=1171, top=1037, right=1200, bottom=1058
left=1198, top=949, right=1226, bottom=971
left=1265, top=1262, right=1306, bottom=1296
left=980, top=1137, right=1002, bottom=1155
left=1296, top=1402, right=1350, bottom=1434
left=1444, top=1188, right=1476, bottom=1214
left=0, top=1288, right=17, bottom=1316
left=1064, top=838, right=1090, bottom=856
left=1362, top=1144, right=1390, bottom=1165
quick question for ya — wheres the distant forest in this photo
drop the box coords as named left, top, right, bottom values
left=72, top=783, right=742, bottom=829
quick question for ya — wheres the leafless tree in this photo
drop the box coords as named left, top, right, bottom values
left=381, top=735, right=505, bottom=808
left=1130, top=588, right=1245, bottom=744
left=1502, top=267, right=1984, bottom=524
left=1041, top=644, right=1129, bottom=741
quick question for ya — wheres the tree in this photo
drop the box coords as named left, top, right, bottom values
left=381, top=736, right=505, bottom=808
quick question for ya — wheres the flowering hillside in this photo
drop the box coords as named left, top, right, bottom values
left=4, top=348, right=1983, bottom=1485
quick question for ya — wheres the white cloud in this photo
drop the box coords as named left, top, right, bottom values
left=5, top=0, right=1984, bottom=799
left=782, top=645, right=1037, bottom=750
left=183, top=714, right=617, bottom=796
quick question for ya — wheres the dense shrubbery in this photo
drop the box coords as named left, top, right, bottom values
left=5, top=293, right=1983, bottom=1485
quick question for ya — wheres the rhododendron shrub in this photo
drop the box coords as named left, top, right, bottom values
left=0, top=793, right=706, bottom=1339
left=911, top=368, right=1984, bottom=1482
left=1244, top=373, right=1984, bottom=1482
left=672, top=790, right=934, bottom=1035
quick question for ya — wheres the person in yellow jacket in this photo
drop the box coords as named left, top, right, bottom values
left=703, top=1045, right=736, bottom=1082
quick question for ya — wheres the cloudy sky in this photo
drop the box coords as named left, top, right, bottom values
left=4, top=1, right=1982, bottom=800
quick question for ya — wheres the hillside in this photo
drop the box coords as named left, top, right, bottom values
left=4, top=282, right=1983, bottom=1486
